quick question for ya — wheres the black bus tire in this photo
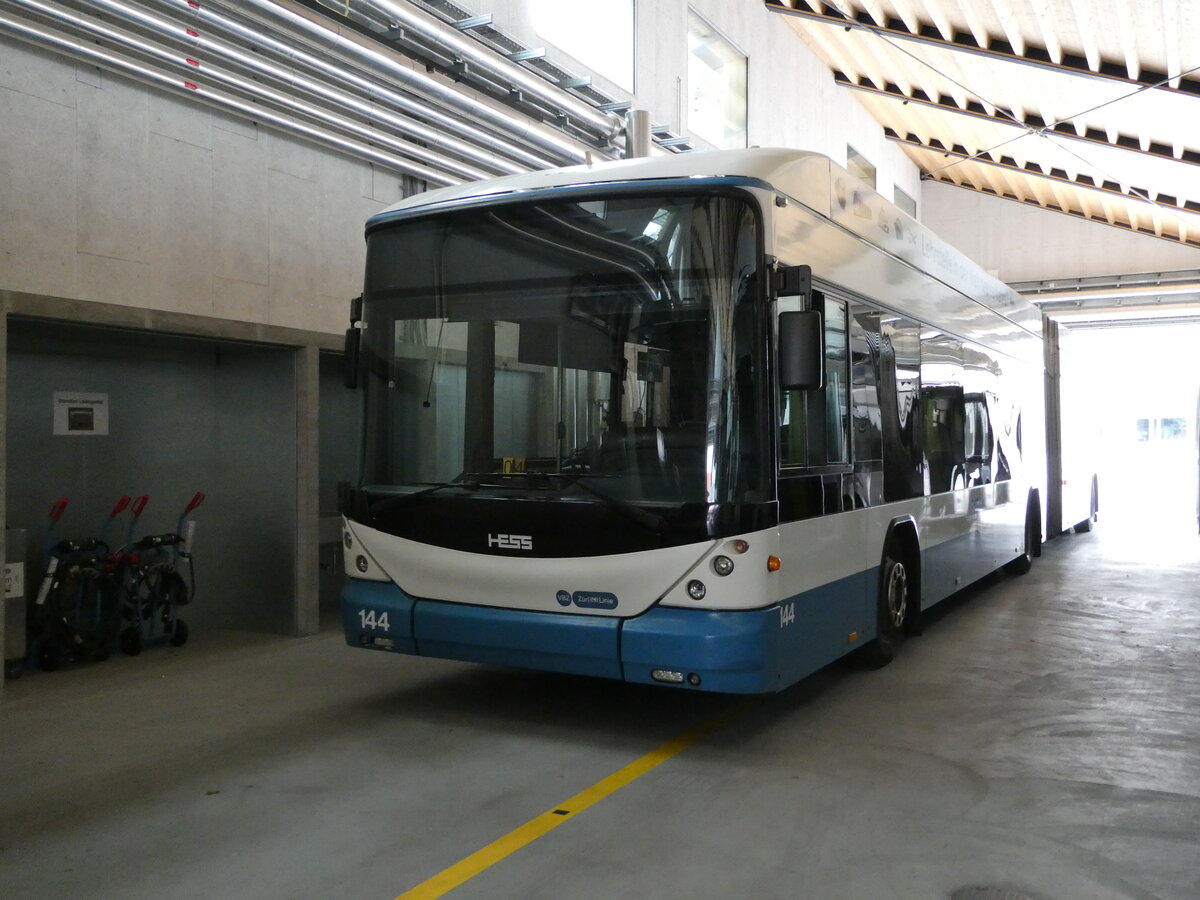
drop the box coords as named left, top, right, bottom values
left=1075, top=477, right=1099, bottom=533
left=120, top=627, right=142, bottom=656
left=1006, top=507, right=1038, bottom=575
left=38, top=642, right=64, bottom=672
left=861, top=544, right=908, bottom=668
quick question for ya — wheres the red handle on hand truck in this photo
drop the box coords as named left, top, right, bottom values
left=185, top=491, right=205, bottom=513
left=110, top=495, right=131, bottom=517
left=131, top=495, right=149, bottom=517
left=49, top=499, right=69, bottom=522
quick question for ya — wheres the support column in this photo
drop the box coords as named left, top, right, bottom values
left=1043, top=316, right=1063, bottom=539
left=294, top=344, right=320, bottom=636
left=0, top=299, right=7, bottom=699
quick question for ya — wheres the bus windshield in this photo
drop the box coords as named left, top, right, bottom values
left=359, top=191, right=764, bottom=508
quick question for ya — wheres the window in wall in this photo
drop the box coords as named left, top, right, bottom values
left=687, top=11, right=747, bottom=150
left=847, top=145, right=876, bottom=188
left=530, top=0, right=634, bottom=91
left=895, top=186, right=917, bottom=218
left=1161, top=417, right=1188, bottom=439
left=1137, top=416, right=1188, bottom=440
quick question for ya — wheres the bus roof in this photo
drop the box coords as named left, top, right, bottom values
left=367, top=148, right=1041, bottom=339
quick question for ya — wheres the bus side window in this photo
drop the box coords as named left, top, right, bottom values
left=963, top=394, right=993, bottom=485
left=821, top=298, right=850, bottom=465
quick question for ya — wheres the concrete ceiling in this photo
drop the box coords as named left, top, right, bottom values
left=766, top=0, right=1200, bottom=250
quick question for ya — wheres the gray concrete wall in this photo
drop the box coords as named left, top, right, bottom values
left=0, top=38, right=402, bottom=334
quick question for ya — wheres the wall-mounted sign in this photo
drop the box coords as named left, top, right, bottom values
left=53, top=392, right=109, bottom=436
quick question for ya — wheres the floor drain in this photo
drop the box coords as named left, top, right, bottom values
left=952, top=889, right=1040, bottom=900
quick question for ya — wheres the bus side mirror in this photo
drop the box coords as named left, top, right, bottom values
left=344, top=295, right=363, bottom=389
left=779, top=310, right=824, bottom=390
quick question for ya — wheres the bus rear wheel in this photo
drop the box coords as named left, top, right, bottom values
left=861, top=548, right=907, bottom=668
left=1006, top=507, right=1038, bottom=575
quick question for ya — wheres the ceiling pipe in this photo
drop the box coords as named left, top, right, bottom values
left=6, top=0, right=492, bottom=180
left=45, top=0, right=510, bottom=178
left=219, top=0, right=594, bottom=165
left=351, top=0, right=622, bottom=141
left=152, top=0, right=559, bottom=171
left=0, top=8, right=462, bottom=185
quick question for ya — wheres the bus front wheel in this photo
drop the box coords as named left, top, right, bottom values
left=861, top=547, right=907, bottom=668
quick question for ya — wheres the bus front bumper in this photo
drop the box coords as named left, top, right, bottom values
left=341, top=579, right=787, bottom=694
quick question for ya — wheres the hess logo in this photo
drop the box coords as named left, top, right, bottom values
left=488, top=533, right=533, bottom=551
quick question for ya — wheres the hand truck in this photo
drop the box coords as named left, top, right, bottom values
left=116, top=492, right=204, bottom=655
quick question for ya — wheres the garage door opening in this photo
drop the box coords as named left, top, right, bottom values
left=1060, top=321, right=1200, bottom=558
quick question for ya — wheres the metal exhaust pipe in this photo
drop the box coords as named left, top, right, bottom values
left=624, top=109, right=652, bottom=159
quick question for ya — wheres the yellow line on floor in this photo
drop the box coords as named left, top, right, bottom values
left=395, top=703, right=745, bottom=899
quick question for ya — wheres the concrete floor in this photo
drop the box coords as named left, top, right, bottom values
left=1, top=519, right=1198, bottom=900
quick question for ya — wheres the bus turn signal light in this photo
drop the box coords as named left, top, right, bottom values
left=767, top=556, right=781, bottom=572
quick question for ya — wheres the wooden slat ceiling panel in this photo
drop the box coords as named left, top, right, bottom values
left=767, top=0, right=1200, bottom=247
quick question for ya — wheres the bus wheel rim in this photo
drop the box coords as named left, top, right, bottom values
left=886, top=561, right=907, bottom=628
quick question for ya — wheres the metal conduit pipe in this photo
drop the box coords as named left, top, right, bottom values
left=152, top=0, right=559, bottom=171
left=221, top=0, right=594, bottom=164
left=354, top=0, right=621, bottom=141
left=6, top=0, right=492, bottom=180
left=0, top=9, right=462, bottom=185
left=46, top=0, right=512, bottom=178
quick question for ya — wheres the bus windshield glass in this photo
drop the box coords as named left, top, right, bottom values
left=360, top=191, right=764, bottom=507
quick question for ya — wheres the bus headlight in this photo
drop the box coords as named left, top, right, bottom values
left=712, top=555, right=734, bottom=576
left=687, top=579, right=707, bottom=600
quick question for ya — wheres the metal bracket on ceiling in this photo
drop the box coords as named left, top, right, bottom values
left=452, top=14, right=492, bottom=32
left=559, top=76, right=591, bottom=90
left=508, top=47, right=546, bottom=62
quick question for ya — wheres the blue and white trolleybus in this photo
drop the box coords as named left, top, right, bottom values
left=340, top=148, right=1046, bottom=693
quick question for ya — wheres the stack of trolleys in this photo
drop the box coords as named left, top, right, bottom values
left=116, top=492, right=204, bottom=656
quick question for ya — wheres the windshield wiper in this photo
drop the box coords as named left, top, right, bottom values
left=548, top=472, right=666, bottom=534
left=368, top=476, right=480, bottom=516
